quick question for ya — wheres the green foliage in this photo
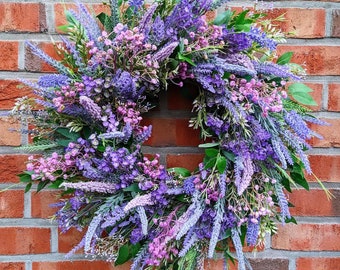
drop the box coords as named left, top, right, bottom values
left=115, top=243, right=141, bottom=266
left=276, top=51, right=293, bottom=65
left=288, top=83, right=318, bottom=106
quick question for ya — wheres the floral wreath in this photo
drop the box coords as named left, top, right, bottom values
left=13, top=1, right=330, bottom=269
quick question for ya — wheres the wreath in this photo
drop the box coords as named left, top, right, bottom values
left=12, top=1, right=329, bottom=269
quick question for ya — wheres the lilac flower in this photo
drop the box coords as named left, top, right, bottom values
left=183, top=176, right=196, bottom=195
left=79, top=96, right=102, bottom=120
left=113, top=70, right=138, bottom=101
left=152, top=41, right=179, bottom=62
left=246, top=218, right=260, bottom=246
left=101, top=206, right=127, bottom=228
left=124, top=194, right=154, bottom=212
left=38, top=74, right=70, bottom=88
left=61, top=181, right=116, bottom=194
left=275, top=184, right=291, bottom=223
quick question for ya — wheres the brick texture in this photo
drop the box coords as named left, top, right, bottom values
left=272, top=223, right=340, bottom=251
left=0, top=2, right=339, bottom=270
left=296, top=257, right=340, bottom=270
left=0, top=227, right=51, bottom=254
left=0, top=190, right=24, bottom=218
left=0, top=3, right=46, bottom=32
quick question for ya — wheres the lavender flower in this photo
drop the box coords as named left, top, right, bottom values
left=38, top=74, right=70, bottom=88
left=79, top=96, right=102, bottom=120
left=61, top=181, right=116, bottom=194
left=137, top=206, right=148, bottom=235
left=231, top=228, right=246, bottom=270
left=246, top=218, right=260, bottom=246
left=275, top=184, right=291, bottom=223
left=84, top=214, right=102, bottom=253
left=152, top=41, right=179, bottom=62
left=124, top=194, right=154, bottom=212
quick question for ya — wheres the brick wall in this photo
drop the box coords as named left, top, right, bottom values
left=0, top=1, right=339, bottom=270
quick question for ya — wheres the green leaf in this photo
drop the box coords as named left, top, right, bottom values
left=97, top=12, right=113, bottom=32
left=222, top=151, right=235, bottom=162
left=18, top=172, right=32, bottom=183
left=36, top=181, right=50, bottom=192
left=25, top=183, right=33, bottom=193
left=213, top=10, right=233, bottom=26
left=198, top=142, right=219, bottom=148
left=205, top=148, right=219, bottom=158
left=56, top=139, right=73, bottom=147
left=168, top=167, right=191, bottom=177
left=115, top=244, right=130, bottom=265
left=130, top=243, right=141, bottom=257
left=55, top=127, right=80, bottom=140
left=290, top=172, right=309, bottom=190
left=288, top=83, right=318, bottom=106
left=57, top=24, right=70, bottom=33
left=277, top=52, right=293, bottom=65
left=48, top=179, right=64, bottom=189
left=177, top=52, right=196, bottom=66
left=123, top=183, right=141, bottom=193
left=285, top=216, right=297, bottom=224
left=217, top=156, right=227, bottom=174
left=204, top=156, right=217, bottom=169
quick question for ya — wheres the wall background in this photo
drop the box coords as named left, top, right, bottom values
left=0, top=0, right=339, bottom=269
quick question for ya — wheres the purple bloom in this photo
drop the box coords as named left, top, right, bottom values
left=129, top=0, right=143, bottom=12
left=38, top=74, right=70, bottom=88
left=246, top=218, right=260, bottom=246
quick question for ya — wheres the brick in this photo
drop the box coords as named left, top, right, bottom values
left=0, top=80, right=33, bottom=110
left=328, top=83, right=340, bottom=111
left=166, top=153, right=204, bottom=171
left=0, top=3, right=46, bottom=32
left=267, top=8, right=325, bottom=38
left=0, top=117, right=21, bottom=146
left=332, top=10, right=340, bottom=37
left=0, top=190, right=24, bottom=218
left=0, top=155, right=28, bottom=183
left=249, top=258, right=289, bottom=270
left=31, top=190, right=61, bottom=218
left=25, top=42, right=61, bottom=73
left=54, top=3, right=110, bottom=32
left=0, top=262, right=25, bottom=270
left=296, top=257, right=340, bottom=270
left=32, top=261, right=130, bottom=270
left=272, top=223, right=340, bottom=251
left=143, top=118, right=201, bottom=146
left=58, top=228, right=85, bottom=254
left=307, top=155, right=340, bottom=182
left=277, top=45, right=340, bottom=76
left=309, top=118, right=340, bottom=147
left=167, top=83, right=198, bottom=111
left=289, top=189, right=340, bottom=216
left=0, top=42, right=18, bottom=71
left=0, top=227, right=50, bottom=254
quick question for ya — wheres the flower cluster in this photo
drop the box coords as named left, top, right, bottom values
left=14, top=1, right=328, bottom=270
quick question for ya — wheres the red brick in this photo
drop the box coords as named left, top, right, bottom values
left=32, top=261, right=130, bottom=270
left=142, top=118, right=201, bottom=147
left=0, top=42, right=18, bottom=71
left=267, top=8, right=325, bottom=38
left=249, top=258, right=289, bottom=270
left=332, top=10, right=340, bottom=37
left=54, top=3, right=110, bottom=32
left=289, top=189, right=340, bottom=216
left=0, top=3, right=46, bottom=32
left=0, top=117, right=21, bottom=146
left=58, top=228, right=85, bottom=254
left=297, top=257, right=340, bottom=270
left=0, top=262, right=25, bottom=270
left=0, top=80, right=34, bottom=110
left=0, top=190, right=24, bottom=218
left=31, top=190, right=61, bottom=218
left=167, top=83, right=198, bottom=111
left=328, top=83, right=340, bottom=111
left=166, top=153, right=204, bottom=171
left=25, top=42, right=61, bottom=73
left=0, top=227, right=50, bottom=254
left=309, top=118, right=340, bottom=147
left=0, top=155, right=28, bottom=183
left=272, top=223, right=340, bottom=251
left=307, top=155, right=340, bottom=182
left=277, top=45, right=340, bottom=76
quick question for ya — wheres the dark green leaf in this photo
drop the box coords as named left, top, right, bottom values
left=213, top=10, right=233, bottom=26
left=130, top=243, right=141, bottom=257
left=37, top=181, right=50, bottom=192
left=217, top=156, right=227, bottom=174
left=222, top=151, right=235, bottom=162
left=56, top=139, right=73, bottom=147
left=115, top=244, right=130, bottom=265
left=48, top=179, right=64, bottom=189
left=290, top=172, right=309, bottom=190
left=123, top=183, right=141, bottom=193
left=198, top=142, right=219, bottom=148
left=97, top=12, right=113, bottom=32
left=55, top=127, right=80, bottom=140
left=168, top=167, right=191, bottom=177
left=25, top=183, right=33, bottom=193
left=205, top=148, right=219, bottom=158
left=177, top=52, right=196, bottom=66
left=285, top=216, right=297, bottom=224
left=277, top=52, right=293, bottom=65
left=288, top=83, right=318, bottom=106
left=18, top=172, right=32, bottom=183
left=204, top=157, right=217, bottom=169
